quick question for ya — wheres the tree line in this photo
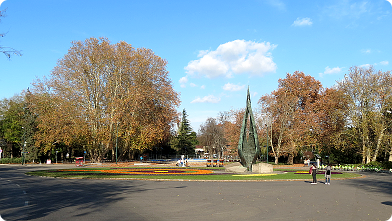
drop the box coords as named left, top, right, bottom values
left=197, top=67, right=392, bottom=165
left=1, top=36, right=391, bottom=165
left=0, top=37, right=183, bottom=163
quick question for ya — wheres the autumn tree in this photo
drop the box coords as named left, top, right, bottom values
left=221, top=107, right=265, bottom=160
left=219, top=109, right=244, bottom=158
left=313, top=87, right=357, bottom=163
left=259, top=71, right=323, bottom=164
left=31, top=37, right=180, bottom=162
left=0, top=9, right=21, bottom=58
left=171, top=109, right=197, bottom=155
left=338, top=66, right=392, bottom=163
left=198, top=117, right=227, bottom=158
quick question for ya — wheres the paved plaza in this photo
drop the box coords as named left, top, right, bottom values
left=1, top=164, right=391, bottom=221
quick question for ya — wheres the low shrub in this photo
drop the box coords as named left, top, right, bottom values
left=365, top=161, right=383, bottom=168
left=0, top=157, right=24, bottom=164
left=381, top=161, right=392, bottom=169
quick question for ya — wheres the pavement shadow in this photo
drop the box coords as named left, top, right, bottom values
left=303, top=181, right=324, bottom=184
left=381, top=201, right=392, bottom=206
left=341, top=172, right=392, bottom=197
left=0, top=165, right=184, bottom=221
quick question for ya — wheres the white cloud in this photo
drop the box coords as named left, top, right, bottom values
left=191, top=95, right=221, bottom=104
left=184, top=40, right=277, bottom=78
left=265, top=0, right=286, bottom=11
left=361, top=49, right=371, bottom=54
left=185, top=54, right=230, bottom=78
left=387, top=0, right=392, bottom=7
left=200, top=85, right=206, bottom=89
left=324, top=66, right=342, bottom=74
left=190, top=83, right=197, bottom=87
left=292, top=17, right=313, bottom=27
left=0, top=0, right=6, bottom=7
left=378, top=61, right=389, bottom=65
left=319, top=66, right=342, bottom=77
left=359, top=61, right=389, bottom=69
left=223, top=83, right=246, bottom=91
left=360, top=61, right=389, bottom=68
left=324, top=1, right=368, bottom=20
left=179, top=76, right=188, bottom=88
left=360, top=64, right=371, bottom=69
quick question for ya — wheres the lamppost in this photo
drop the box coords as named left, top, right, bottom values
left=115, top=123, right=118, bottom=164
left=21, top=127, right=26, bottom=165
left=265, top=124, right=268, bottom=164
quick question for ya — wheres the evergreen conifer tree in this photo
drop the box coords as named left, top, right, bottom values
left=171, top=109, right=198, bottom=156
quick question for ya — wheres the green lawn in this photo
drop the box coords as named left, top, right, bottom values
left=26, top=167, right=362, bottom=181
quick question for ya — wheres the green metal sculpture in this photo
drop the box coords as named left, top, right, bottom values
left=237, top=87, right=260, bottom=171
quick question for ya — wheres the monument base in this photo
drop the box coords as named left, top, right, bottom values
left=252, top=163, right=273, bottom=173
left=225, top=162, right=247, bottom=173
left=225, top=162, right=273, bottom=173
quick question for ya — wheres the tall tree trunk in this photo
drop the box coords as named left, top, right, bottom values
left=274, top=150, right=279, bottom=164
left=366, top=148, right=371, bottom=164
left=287, top=153, right=294, bottom=165
left=362, top=137, right=367, bottom=164
left=389, top=147, right=392, bottom=162
left=372, top=128, right=385, bottom=162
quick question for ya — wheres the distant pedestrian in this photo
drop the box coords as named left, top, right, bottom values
left=311, top=163, right=318, bottom=184
left=325, top=164, right=332, bottom=185
left=307, top=159, right=310, bottom=166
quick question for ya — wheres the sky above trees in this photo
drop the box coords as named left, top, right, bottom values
left=1, top=0, right=392, bottom=131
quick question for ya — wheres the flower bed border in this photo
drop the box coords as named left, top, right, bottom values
left=54, top=168, right=214, bottom=175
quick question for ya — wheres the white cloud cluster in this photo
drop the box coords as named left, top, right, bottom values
left=360, top=64, right=371, bottom=69
left=319, top=66, right=342, bottom=77
left=360, top=61, right=389, bottom=68
left=179, top=76, right=188, bottom=88
left=378, top=61, right=389, bottom=65
left=292, top=17, right=313, bottom=27
left=184, top=40, right=277, bottom=78
left=223, top=83, right=246, bottom=91
left=323, top=1, right=371, bottom=22
left=359, top=61, right=389, bottom=68
left=265, top=0, right=286, bottom=11
left=191, top=95, right=221, bottom=104
left=388, top=0, right=392, bottom=7
left=0, top=0, right=6, bottom=7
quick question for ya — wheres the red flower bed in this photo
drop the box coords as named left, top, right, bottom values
left=56, top=168, right=214, bottom=175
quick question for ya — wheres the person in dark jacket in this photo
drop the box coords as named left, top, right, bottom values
left=325, top=164, right=332, bottom=185
left=311, top=163, right=318, bottom=184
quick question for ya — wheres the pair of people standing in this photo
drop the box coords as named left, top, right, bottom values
left=310, top=163, right=332, bottom=185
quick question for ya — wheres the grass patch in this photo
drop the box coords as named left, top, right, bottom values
left=26, top=167, right=361, bottom=181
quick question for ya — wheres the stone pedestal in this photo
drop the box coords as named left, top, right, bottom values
left=225, top=162, right=273, bottom=174
left=252, top=163, right=273, bottom=173
left=225, top=162, right=247, bottom=173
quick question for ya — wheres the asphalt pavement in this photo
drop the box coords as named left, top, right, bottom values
left=0, top=164, right=391, bottom=221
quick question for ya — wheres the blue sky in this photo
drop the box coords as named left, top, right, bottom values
left=1, top=0, right=392, bottom=131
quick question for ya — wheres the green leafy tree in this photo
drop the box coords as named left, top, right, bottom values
left=0, top=96, right=24, bottom=158
left=0, top=93, right=38, bottom=162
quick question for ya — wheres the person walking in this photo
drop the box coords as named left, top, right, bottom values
left=325, top=164, right=332, bottom=185
left=311, top=163, right=318, bottom=184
